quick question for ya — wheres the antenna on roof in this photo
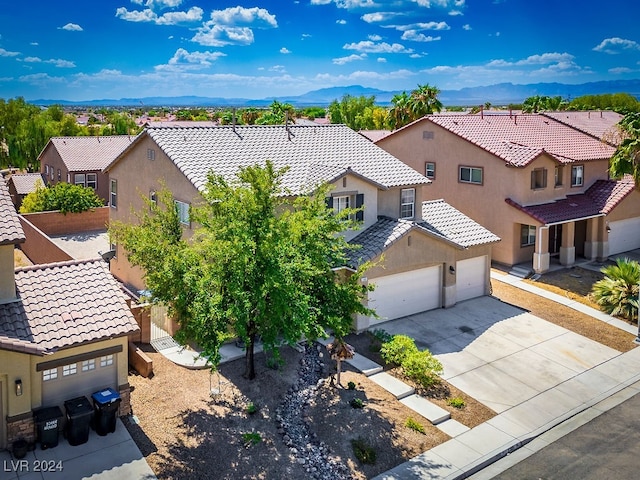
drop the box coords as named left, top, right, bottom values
left=232, top=108, right=236, bottom=133
left=285, top=113, right=293, bottom=141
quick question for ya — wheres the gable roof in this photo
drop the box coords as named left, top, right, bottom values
left=0, top=259, right=139, bottom=355
left=8, top=172, right=46, bottom=195
left=505, top=175, right=637, bottom=224
left=109, top=124, right=429, bottom=195
left=388, top=114, right=615, bottom=167
left=346, top=201, right=500, bottom=267
left=541, top=111, right=623, bottom=142
left=0, top=180, right=25, bottom=245
left=44, top=135, right=136, bottom=172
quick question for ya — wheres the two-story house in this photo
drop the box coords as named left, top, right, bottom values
left=38, top=136, right=135, bottom=204
left=104, top=124, right=499, bottom=330
left=0, top=181, right=139, bottom=450
left=376, top=113, right=640, bottom=273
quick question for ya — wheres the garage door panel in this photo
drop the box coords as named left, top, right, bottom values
left=456, top=256, right=487, bottom=302
left=369, top=266, right=441, bottom=323
left=608, top=218, right=640, bottom=256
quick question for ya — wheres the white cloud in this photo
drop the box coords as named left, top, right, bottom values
left=336, top=19, right=347, bottom=25
left=46, top=59, right=76, bottom=68
left=155, top=48, right=226, bottom=71
left=593, top=37, right=640, bottom=54
left=377, top=57, right=387, bottom=63
left=60, top=23, right=83, bottom=31
left=368, top=34, right=382, bottom=41
left=269, top=65, right=286, bottom=72
left=361, top=12, right=400, bottom=23
left=280, top=47, right=291, bottom=54
left=210, top=6, right=277, bottom=29
left=343, top=40, right=413, bottom=54
left=393, top=21, right=450, bottom=31
left=609, top=67, right=636, bottom=74
left=487, top=52, right=575, bottom=67
left=0, top=48, right=20, bottom=57
left=192, top=26, right=254, bottom=47
left=115, top=8, right=157, bottom=22
left=23, top=57, right=41, bottom=63
left=462, top=24, right=471, bottom=30
left=401, top=31, right=441, bottom=42
left=332, top=53, right=367, bottom=65
left=156, top=7, right=204, bottom=25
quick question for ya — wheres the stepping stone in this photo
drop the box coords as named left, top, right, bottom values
left=369, top=372, right=415, bottom=399
left=346, top=353, right=383, bottom=376
left=401, top=394, right=450, bottom=425
left=435, top=418, right=470, bottom=437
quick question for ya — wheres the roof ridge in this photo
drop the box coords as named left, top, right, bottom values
left=15, top=257, right=105, bottom=273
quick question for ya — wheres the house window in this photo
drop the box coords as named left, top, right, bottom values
left=521, top=224, right=536, bottom=247
left=147, top=148, right=156, bottom=161
left=425, top=162, right=435, bottom=179
left=459, top=166, right=483, bottom=184
left=334, top=195, right=350, bottom=214
left=86, top=173, right=97, bottom=189
left=57, top=169, right=61, bottom=181
left=74, top=173, right=86, bottom=186
left=62, top=363, right=77, bottom=376
left=531, top=168, right=547, bottom=190
left=45, top=165, right=49, bottom=176
left=571, top=165, right=584, bottom=187
left=555, top=165, right=563, bottom=187
left=82, top=359, right=96, bottom=371
left=100, top=355, right=114, bottom=367
left=50, top=166, right=54, bottom=180
left=400, top=188, right=415, bottom=219
left=110, top=179, right=117, bottom=208
left=150, top=190, right=157, bottom=206
left=175, top=200, right=190, bottom=225
left=43, top=368, right=58, bottom=381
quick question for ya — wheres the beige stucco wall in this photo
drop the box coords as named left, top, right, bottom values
left=329, top=174, right=379, bottom=241
left=378, top=120, right=613, bottom=266
left=606, top=189, right=640, bottom=222
left=0, top=350, right=32, bottom=417
left=0, top=245, right=15, bottom=300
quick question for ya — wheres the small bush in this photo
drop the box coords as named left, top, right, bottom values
left=401, top=350, right=443, bottom=389
left=447, top=397, right=466, bottom=409
left=351, top=437, right=376, bottom=464
left=245, top=402, right=258, bottom=414
left=371, top=328, right=393, bottom=344
left=241, top=432, right=262, bottom=447
left=350, top=397, right=364, bottom=409
left=347, top=381, right=356, bottom=390
left=380, top=334, right=418, bottom=365
left=405, top=417, right=426, bottom=434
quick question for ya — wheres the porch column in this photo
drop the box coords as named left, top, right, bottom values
left=533, top=226, right=550, bottom=273
left=559, top=222, right=575, bottom=266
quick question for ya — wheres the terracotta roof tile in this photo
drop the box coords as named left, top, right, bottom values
left=0, top=181, right=25, bottom=245
left=542, top=111, right=623, bottom=142
left=47, top=135, right=136, bottom=172
left=8, top=173, right=47, bottom=195
left=131, top=124, right=429, bottom=195
left=505, top=175, right=636, bottom=224
left=421, top=114, right=616, bottom=167
left=0, top=259, right=139, bottom=355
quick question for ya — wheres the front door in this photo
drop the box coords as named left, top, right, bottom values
left=548, top=224, right=562, bottom=255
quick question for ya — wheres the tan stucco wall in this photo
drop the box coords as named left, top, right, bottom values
left=378, top=120, right=612, bottom=266
left=0, top=350, right=32, bottom=417
left=0, top=245, right=15, bottom=300
left=330, top=174, right=379, bottom=241
left=606, top=189, right=640, bottom=222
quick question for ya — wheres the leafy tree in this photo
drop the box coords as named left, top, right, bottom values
left=591, top=258, right=639, bottom=321
left=110, top=162, right=373, bottom=379
left=388, top=91, right=412, bottom=130
left=327, top=95, right=377, bottom=130
left=609, top=112, right=640, bottom=187
left=522, top=95, right=566, bottom=113
left=240, top=107, right=261, bottom=125
left=568, top=93, right=640, bottom=113
left=19, top=181, right=104, bottom=214
left=409, top=83, right=443, bottom=118
left=256, top=100, right=296, bottom=125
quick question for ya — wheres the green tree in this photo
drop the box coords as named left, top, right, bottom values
left=256, top=101, right=296, bottom=125
left=609, top=112, right=640, bottom=187
left=409, top=83, right=443, bottom=118
left=591, top=258, right=640, bottom=322
left=110, top=162, right=373, bottom=379
left=19, top=181, right=104, bottom=214
left=388, top=91, right=412, bottom=130
left=327, top=95, right=377, bottom=130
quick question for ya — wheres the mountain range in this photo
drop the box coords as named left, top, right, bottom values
left=31, top=79, right=640, bottom=108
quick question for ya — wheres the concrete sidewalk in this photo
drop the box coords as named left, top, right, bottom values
left=369, top=271, right=640, bottom=480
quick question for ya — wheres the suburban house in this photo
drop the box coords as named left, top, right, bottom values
left=0, top=181, right=139, bottom=450
left=375, top=113, right=640, bottom=273
left=6, top=172, right=47, bottom=210
left=38, top=135, right=135, bottom=204
left=104, top=124, right=500, bottom=329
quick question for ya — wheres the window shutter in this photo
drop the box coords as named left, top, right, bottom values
left=325, top=196, right=333, bottom=209
left=355, top=194, right=364, bottom=221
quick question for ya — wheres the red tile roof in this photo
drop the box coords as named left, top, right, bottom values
left=542, top=111, right=623, bottom=142
left=506, top=175, right=636, bottom=224
left=0, top=259, right=139, bottom=355
left=420, top=114, right=616, bottom=167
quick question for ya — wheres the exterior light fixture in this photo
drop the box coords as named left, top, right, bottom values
left=449, top=265, right=455, bottom=274
left=15, top=379, right=22, bottom=396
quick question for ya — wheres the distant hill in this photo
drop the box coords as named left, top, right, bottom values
left=30, top=79, right=640, bottom=108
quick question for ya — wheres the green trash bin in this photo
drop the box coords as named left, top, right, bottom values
left=33, top=406, right=63, bottom=450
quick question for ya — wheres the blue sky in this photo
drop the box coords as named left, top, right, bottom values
left=0, top=0, right=638, bottom=101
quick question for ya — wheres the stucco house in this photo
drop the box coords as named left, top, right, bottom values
left=38, top=136, right=135, bottom=204
left=104, top=124, right=499, bottom=330
left=375, top=113, right=639, bottom=273
left=0, top=182, right=139, bottom=450
left=6, top=172, right=47, bottom=210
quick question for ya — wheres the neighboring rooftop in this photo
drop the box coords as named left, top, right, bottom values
left=8, top=172, right=46, bottom=195
left=0, top=180, right=25, bottom=245
left=110, top=124, right=430, bottom=195
left=46, top=135, right=137, bottom=172
left=0, top=259, right=139, bottom=355
left=505, top=174, right=637, bottom=224
left=542, top=111, right=623, bottom=142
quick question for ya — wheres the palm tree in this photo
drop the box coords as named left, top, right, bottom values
left=409, top=83, right=443, bottom=118
left=609, top=112, right=640, bottom=187
left=591, top=258, right=640, bottom=321
left=389, top=91, right=412, bottom=130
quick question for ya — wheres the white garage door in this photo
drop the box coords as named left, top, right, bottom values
left=456, top=256, right=488, bottom=302
left=608, top=218, right=640, bottom=256
left=368, top=266, right=442, bottom=323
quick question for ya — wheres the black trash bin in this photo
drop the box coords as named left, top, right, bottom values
left=33, top=406, right=63, bottom=450
left=64, top=396, right=94, bottom=446
left=91, top=388, right=121, bottom=436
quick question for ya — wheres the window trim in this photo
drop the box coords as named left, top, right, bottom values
left=174, top=200, right=190, bottom=226
left=425, top=162, right=436, bottom=179
left=333, top=195, right=351, bottom=214
left=531, top=167, right=547, bottom=190
left=86, top=173, right=97, bottom=190
left=400, top=188, right=416, bottom=219
left=521, top=224, right=536, bottom=247
left=554, top=165, right=563, bottom=187
left=571, top=165, right=584, bottom=187
left=110, top=179, right=117, bottom=208
left=42, top=368, right=58, bottom=381
left=459, top=166, right=483, bottom=185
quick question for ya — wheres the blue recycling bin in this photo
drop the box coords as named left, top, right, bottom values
left=91, top=388, right=121, bottom=436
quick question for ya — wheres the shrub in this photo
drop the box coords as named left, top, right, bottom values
left=347, top=381, right=356, bottom=390
left=351, top=437, right=376, bottom=464
left=401, top=350, right=443, bottom=389
left=350, top=397, right=364, bottom=409
left=245, top=402, right=258, bottom=414
left=380, top=334, right=418, bottom=365
left=371, top=328, right=393, bottom=344
left=405, top=417, right=426, bottom=434
left=447, top=397, right=466, bottom=409
left=20, top=181, right=104, bottom=214
left=591, top=258, right=640, bottom=321
left=241, top=432, right=262, bottom=446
